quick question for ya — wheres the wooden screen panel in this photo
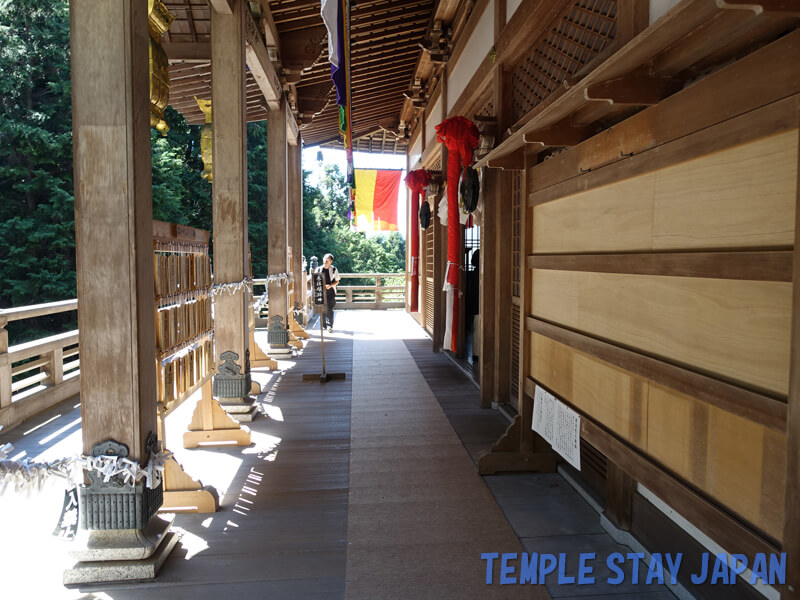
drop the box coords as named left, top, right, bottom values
left=511, top=302, right=520, bottom=405
left=424, top=277, right=434, bottom=334
left=532, top=130, right=798, bottom=254
left=424, top=222, right=435, bottom=335
left=531, top=269, right=792, bottom=395
left=529, top=331, right=787, bottom=540
left=511, top=0, right=617, bottom=123
left=647, top=383, right=787, bottom=540
left=512, top=170, right=522, bottom=298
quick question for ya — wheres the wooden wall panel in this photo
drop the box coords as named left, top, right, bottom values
left=653, top=131, right=797, bottom=251
left=647, top=383, right=694, bottom=480
left=530, top=332, right=572, bottom=399
left=573, top=354, right=647, bottom=449
left=533, top=174, right=656, bottom=254
left=528, top=331, right=787, bottom=540
left=532, top=131, right=798, bottom=254
left=531, top=270, right=792, bottom=395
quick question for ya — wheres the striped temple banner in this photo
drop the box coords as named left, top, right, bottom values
left=353, top=169, right=403, bottom=232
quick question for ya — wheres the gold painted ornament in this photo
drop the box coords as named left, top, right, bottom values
left=196, top=98, right=213, bottom=182
left=149, top=0, right=174, bottom=135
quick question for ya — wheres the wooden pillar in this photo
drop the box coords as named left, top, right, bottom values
left=211, top=0, right=251, bottom=398
left=518, top=150, right=535, bottom=453
left=616, top=0, right=649, bottom=46
left=479, top=167, right=498, bottom=408
left=493, top=65, right=514, bottom=405
left=605, top=462, right=635, bottom=531
left=71, top=0, right=157, bottom=462
left=267, top=100, right=289, bottom=341
left=783, top=125, right=800, bottom=599
left=288, top=134, right=304, bottom=312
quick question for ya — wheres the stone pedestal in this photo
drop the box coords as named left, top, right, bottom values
left=267, top=314, right=293, bottom=360
left=219, top=395, right=258, bottom=422
left=213, top=350, right=258, bottom=422
left=64, top=514, right=180, bottom=585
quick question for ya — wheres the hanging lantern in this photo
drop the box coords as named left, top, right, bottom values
left=405, top=169, right=432, bottom=314
left=196, top=98, right=213, bottom=182
left=435, top=116, right=480, bottom=353
left=148, top=0, right=174, bottom=135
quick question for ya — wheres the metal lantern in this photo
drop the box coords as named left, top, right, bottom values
left=148, top=0, right=174, bottom=136
left=196, top=98, right=213, bottom=182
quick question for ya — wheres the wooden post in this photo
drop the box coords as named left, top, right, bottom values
left=268, top=100, right=290, bottom=345
left=71, top=0, right=157, bottom=462
left=783, top=126, right=800, bottom=599
left=0, top=317, right=10, bottom=409
left=518, top=150, right=535, bottom=454
left=288, top=136, right=305, bottom=312
left=479, top=167, right=498, bottom=408
left=48, top=348, right=64, bottom=386
left=605, top=462, right=635, bottom=531
left=493, top=65, right=514, bottom=405
left=211, top=0, right=252, bottom=405
left=616, top=0, right=649, bottom=46
left=375, top=276, right=383, bottom=307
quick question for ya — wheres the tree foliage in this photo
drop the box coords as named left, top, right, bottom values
left=1, top=0, right=403, bottom=343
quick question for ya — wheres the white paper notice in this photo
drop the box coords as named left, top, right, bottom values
left=531, top=386, right=554, bottom=445
left=552, top=403, right=581, bottom=470
left=531, top=385, right=581, bottom=470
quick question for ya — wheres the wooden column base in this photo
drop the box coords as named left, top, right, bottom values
left=291, top=314, right=309, bottom=339
left=250, top=327, right=278, bottom=370
left=183, top=381, right=252, bottom=448
left=160, top=457, right=219, bottom=513
left=476, top=414, right=557, bottom=475
left=289, top=331, right=304, bottom=350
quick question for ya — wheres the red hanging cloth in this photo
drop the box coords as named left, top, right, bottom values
left=404, top=169, right=431, bottom=313
left=435, top=116, right=480, bottom=352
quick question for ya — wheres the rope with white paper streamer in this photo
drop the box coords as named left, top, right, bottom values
left=210, top=277, right=253, bottom=297
left=264, top=272, right=292, bottom=286
left=0, top=442, right=171, bottom=496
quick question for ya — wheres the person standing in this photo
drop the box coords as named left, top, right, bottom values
left=316, top=253, right=340, bottom=332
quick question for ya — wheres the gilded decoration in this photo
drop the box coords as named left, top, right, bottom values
left=196, top=98, right=213, bottom=182
left=148, top=0, right=174, bottom=135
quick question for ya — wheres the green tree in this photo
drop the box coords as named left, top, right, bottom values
left=247, top=121, right=268, bottom=277
left=0, top=0, right=75, bottom=340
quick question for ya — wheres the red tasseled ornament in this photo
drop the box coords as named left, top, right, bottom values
left=404, top=169, right=432, bottom=313
left=435, top=116, right=480, bottom=352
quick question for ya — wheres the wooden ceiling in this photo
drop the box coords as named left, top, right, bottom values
left=161, top=0, right=436, bottom=153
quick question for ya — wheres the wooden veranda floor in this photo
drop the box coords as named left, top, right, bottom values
left=0, top=311, right=676, bottom=600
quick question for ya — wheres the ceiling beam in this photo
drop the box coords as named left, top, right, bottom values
left=245, top=9, right=283, bottom=110
left=208, top=0, right=232, bottom=15
left=164, top=42, right=211, bottom=62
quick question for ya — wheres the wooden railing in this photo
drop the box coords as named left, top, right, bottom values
left=334, top=273, right=406, bottom=310
left=0, top=300, right=80, bottom=431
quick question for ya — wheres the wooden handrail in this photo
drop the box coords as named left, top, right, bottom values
left=0, top=299, right=77, bottom=322
left=1, top=301, right=81, bottom=431
left=8, top=330, right=79, bottom=363
left=337, top=273, right=405, bottom=278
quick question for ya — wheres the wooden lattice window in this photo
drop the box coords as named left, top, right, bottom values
left=511, top=303, right=520, bottom=404
left=424, top=224, right=435, bottom=334
left=475, top=98, right=495, bottom=119
left=511, top=0, right=617, bottom=123
left=511, top=171, right=522, bottom=298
